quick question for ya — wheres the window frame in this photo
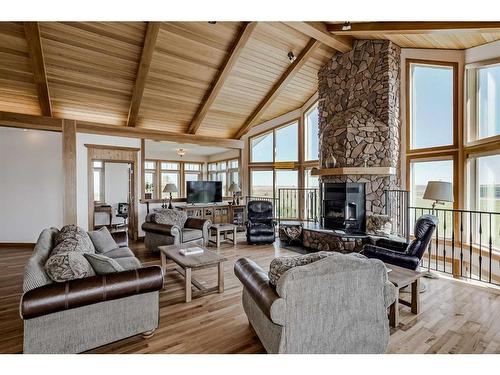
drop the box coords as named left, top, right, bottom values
left=304, top=102, right=319, bottom=162
left=465, top=58, right=500, bottom=147
left=249, top=119, right=300, bottom=165
left=207, top=157, right=240, bottom=198
left=406, top=59, right=459, bottom=154
left=92, top=160, right=105, bottom=203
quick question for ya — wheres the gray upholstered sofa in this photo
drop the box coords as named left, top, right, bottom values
left=20, top=227, right=164, bottom=354
left=141, top=208, right=211, bottom=252
left=234, top=252, right=396, bottom=354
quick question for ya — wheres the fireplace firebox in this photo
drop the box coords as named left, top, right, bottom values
left=321, top=182, right=366, bottom=232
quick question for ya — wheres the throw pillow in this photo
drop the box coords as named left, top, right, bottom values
left=45, top=240, right=96, bottom=282
left=23, top=227, right=59, bottom=292
left=268, top=251, right=335, bottom=286
left=84, top=253, right=125, bottom=275
left=88, top=226, right=118, bottom=253
left=153, top=209, right=187, bottom=228
left=55, top=224, right=95, bottom=254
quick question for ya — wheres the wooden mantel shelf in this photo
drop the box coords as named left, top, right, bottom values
left=311, top=166, right=396, bottom=176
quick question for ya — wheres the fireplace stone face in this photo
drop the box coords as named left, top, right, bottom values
left=318, top=39, right=401, bottom=216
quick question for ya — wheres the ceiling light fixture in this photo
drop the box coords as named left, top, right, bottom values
left=287, top=51, right=296, bottom=63
left=341, top=22, right=351, bottom=31
left=176, top=148, right=186, bottom=157
left=208, top=21, right=217, bottom=25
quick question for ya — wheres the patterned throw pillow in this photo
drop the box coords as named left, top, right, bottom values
left=84, top=253, right=125, bottom=275
left=153, top=209, right=187, bottom=228
left=44, top=225, right=97, bottom=282
left=45, top=240, right=96, bottom=282
left=55, top=224, right=95, bottom=254
left=268, top=251, right=336, bottom=286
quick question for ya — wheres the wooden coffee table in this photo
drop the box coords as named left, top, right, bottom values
left=158, top=243, right=227, bottom=303
left=386, top=264, right=425, bottom=327
left=209, top=223, right=237, bottom=248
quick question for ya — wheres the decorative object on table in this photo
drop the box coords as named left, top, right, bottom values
left=162, top=183, right=178, bottom=209
left=366, top=214, right=392, bottom=236
left=325, top=147, right=337, bottom=168
left=423, top=181, right=453, bottom=210
left=278, top=223, right=303, bottom=246
left=228, top=182, right=241, bottom=205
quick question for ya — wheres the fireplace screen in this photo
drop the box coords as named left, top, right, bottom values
left=321, top=182, right=365, bottom=232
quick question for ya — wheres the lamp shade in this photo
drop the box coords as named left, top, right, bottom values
left=228, top=182, right=241, bottom=193
left=163, top=183, right=178, bottom=193
left=423, top=181, right=453, bottom=203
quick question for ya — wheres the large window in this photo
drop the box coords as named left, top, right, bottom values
left=469, top=154, right=500, bottom=248
left=304, top=104, right=319, bottom=161
left=143, top=160, right=203, bottom=200
left=250, top=121, right=299, bottom=163
left=93, top=161, right=105, bottom=202
left=208, top=158, right=239, bottom=197
left=409, top=61, right=456, bottom=150
left=467, top=63, right=500, bottom=142
left=250, top=170, right=273, bottom=198
left=160, top=162, right=180, bottom=199
left=409, top=159, right=454, bottom=209
left=144, top=161, right=156, bottom=199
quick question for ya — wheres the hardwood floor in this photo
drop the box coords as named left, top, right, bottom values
left=1, top=236, right=500, bottom=354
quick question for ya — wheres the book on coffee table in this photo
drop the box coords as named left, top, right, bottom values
left=179, top=247, right=204, bottom=256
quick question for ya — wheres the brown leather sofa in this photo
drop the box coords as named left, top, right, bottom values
left=20, top=228, right=164, bottom=354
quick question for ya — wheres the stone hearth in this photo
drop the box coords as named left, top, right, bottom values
left=318, top=39, right=401, bottom=215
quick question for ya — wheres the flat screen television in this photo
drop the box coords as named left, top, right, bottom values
left=186, top=181, right=223, bottom=204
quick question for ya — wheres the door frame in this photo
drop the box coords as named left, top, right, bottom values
left=85, top=144, right=140, bottom=240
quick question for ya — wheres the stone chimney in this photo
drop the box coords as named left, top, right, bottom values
left=318, top=40, right=401, bottom=215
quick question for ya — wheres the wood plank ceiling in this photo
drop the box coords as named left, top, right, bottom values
left=0, top=21, right=499, bottom=140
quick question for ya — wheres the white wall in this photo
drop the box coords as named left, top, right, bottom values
left=0, top=127, right=64, bottom=242
left=76, top=134, right=144, bottom=234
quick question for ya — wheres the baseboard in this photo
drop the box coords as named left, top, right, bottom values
left=0, top=242, right=35, bottom=249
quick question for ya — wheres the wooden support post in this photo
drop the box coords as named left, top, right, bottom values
left=62, top=119, right=77, bottom=225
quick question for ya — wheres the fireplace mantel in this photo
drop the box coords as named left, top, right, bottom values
left=311, top=167, right=396, bottom=176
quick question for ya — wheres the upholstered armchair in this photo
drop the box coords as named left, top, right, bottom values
left=362, top=214, right=438, bottom=270
left=246, top=200, right=276, bottom=244
left=234, top=253, right=396, bottom=353
left=141, top=209, right=211, bottom=252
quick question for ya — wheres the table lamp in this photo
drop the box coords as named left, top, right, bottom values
left=228, top=182, right=241, bottom=205
left=423, top=181, right=453, bottom=210
left=162, top=183, right=178, bottom=209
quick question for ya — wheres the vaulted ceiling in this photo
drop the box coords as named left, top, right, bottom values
left=1, top=21, right=499, bottom=141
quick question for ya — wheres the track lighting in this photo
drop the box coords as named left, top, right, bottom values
left=341, top=22, right=351, bottom=31
left=287, top=51, right=296, bottom=63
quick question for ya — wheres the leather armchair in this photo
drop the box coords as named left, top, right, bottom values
left=246, top=200, right=276, bottom=244
left=362, top=214, right=438, bottom=270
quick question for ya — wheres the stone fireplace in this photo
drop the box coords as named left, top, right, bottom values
left=317, top=39, right=401, bottom=218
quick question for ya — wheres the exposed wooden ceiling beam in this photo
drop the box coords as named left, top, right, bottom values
left=126, top=22, right=161, bottom=127
left=283, top=22, right=352, bottom=52
left=326, top=21, right=500, bottom=35
left=234, top=39, right=321, bottom=139
left=23, top=22, right=52, bottom=117
left=0, top=111, right=244, bottom=149
left=187, top=22, right=258, bottom=134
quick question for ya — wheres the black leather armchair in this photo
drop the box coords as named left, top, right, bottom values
left=362, top=214, right=438, bottom=270
left=246, top=200, right=276, bottom=244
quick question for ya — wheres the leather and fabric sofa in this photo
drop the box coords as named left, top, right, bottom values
left=362, top=214, right=438, bottom=270
left=234, top=252, right=396, bottom=353
left=141, top=209, right=211, bottom=252
left=20, top=227, right=163, bottom=354
left=246, top=200, right=276, bottom=244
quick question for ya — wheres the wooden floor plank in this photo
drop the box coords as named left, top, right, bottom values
left=1, top=236, right=499, bottom=354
